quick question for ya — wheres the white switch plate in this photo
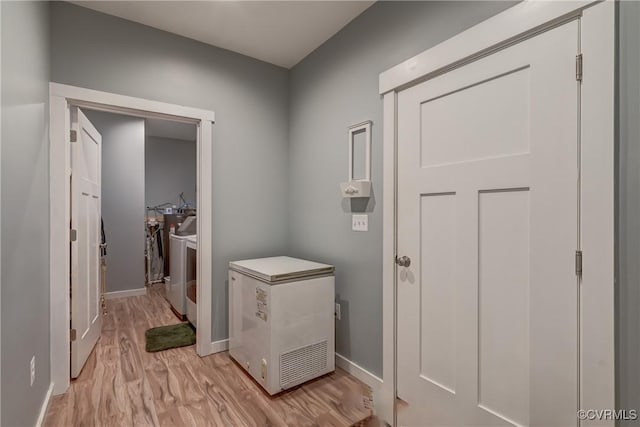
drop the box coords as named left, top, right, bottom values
left=352, top=214, right=368, bottom=232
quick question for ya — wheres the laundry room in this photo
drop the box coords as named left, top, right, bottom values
left=82, top=109, right=199, bottom=336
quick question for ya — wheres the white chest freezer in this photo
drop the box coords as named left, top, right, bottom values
left=229, top=256, right=335, bottom=395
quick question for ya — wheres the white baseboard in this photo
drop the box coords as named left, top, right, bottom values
left=336, top=354, right=384, bottom=419
left=208, top=339, right=229, bottom=354
left=335, top=353, right=383, bottom=391
left=35, top=382, right=54, bottom=427
left=105, top=288, right=147, bottom=300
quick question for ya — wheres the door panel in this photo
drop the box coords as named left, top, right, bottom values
left=419, top=193, right=457, bottom=394
left=71, top=108, right=102, bottom=378
left=477, top=189, right=530, bottom=425
left=420, top=67, right=530, bottom=168
left=397, top=21, right=579, bottom=426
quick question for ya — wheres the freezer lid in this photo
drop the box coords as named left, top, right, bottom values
left=229, top=256, right=334, bottom=283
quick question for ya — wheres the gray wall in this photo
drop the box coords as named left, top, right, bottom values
left=145, top=136, right=196, bottom=209
left=53, top=1, right=633, bottom=391
left=84, top=110, right=146, bottom=293
left=51, top=2, right=290, bottom=340
left=1, top=1, right=51, bottom=426
left=288, top=1, right=516, bottom=376
left=617, top=0, right=640, bottom=423
left=4, top=3, right=634, bottom=414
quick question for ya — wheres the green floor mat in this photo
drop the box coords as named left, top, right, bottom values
left=145, top=323, right=196, bottom=352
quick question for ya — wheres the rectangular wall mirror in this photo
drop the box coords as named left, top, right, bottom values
left=348, top=121, right=371, bottom=182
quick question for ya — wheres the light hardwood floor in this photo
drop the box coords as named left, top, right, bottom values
left=44, top=284, right=374, bottom=427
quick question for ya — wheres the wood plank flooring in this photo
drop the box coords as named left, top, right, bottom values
left=44, top=284, right=374, bottom=427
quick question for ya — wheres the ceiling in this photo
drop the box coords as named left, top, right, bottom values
left=145, top=118, right=197, bottom=142
left=70, top=1, right=375, bottom=68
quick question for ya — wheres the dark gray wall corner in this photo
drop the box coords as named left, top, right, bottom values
left=287, top=1, right=516, bottom=376
left=617, top=0, right=640, bottom=423
left=50, top=1, right=290, bottom=341
left=1, top=1, right=52, bottom=426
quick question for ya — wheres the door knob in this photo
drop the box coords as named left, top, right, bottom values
left=395, top=256, right=411, bottom=267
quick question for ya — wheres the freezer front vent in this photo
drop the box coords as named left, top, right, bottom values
left=280, top=340, right=328, bottom=389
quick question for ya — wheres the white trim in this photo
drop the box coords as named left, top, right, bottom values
left=104, top=288, right=147, bottom=300
left=335, top=353, right=383, bottom=391
left=380, top=1, right=615, bottom=426
left=335, top=354, right=384, bottom=419
left=49, top=94, right=70, bottom=395
left=579, top=2, right=615, bottom=425
left=379, top=1, right=597, bottom=94
left=380, top=92, right=396, bottom=427
left=50, top=83, right=215, bottom=123
left=35, top=382, right=54, bottom=427
left=0, top=3, right=3, bottom=421
left=50, top=83, right=215, bottom=395
left=195, top=119, right=213, bottom=357
left=208, top=339, right=229, bottom=354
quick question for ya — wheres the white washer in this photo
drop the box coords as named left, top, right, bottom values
left=168, top=234, right=195, bottom=318
left=185, top=235, right=197, bottom=327
left=229, top=256, right=335, bottom=395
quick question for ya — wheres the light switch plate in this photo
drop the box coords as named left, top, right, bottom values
left=352, top=214, right=368, bottom=232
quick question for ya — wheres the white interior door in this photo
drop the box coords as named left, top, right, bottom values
left=397, top=21, right=580, bottom=426
left=70, top=107, right=103, bottom=378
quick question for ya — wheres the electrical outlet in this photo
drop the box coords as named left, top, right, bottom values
left=352, top=214, right=368, bottom=232
left=30, top=356, right=35, bottom=387
left=335, top=303, right=341, bottom=320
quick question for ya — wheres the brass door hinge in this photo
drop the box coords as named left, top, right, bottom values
left=70, top=329, right=77, bottom=341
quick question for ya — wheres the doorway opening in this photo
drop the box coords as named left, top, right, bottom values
left=49, top=83, right=215, bottom=394
left=71, top=109, right=199, bottom=376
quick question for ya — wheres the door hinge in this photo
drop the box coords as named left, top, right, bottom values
left=70, top=130, right=77, bottom=142
left=575, top=250, right=583, bottom=276
left=576, top=54, right=583, bottom=82
left=70, top=329, right=77, bottom=341
left=70, top=229, right=77, bottom=242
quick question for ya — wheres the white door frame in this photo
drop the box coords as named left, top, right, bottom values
left=379, top=1, right=615, bottom=425
left=49, top=83, right=216, bottom=395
